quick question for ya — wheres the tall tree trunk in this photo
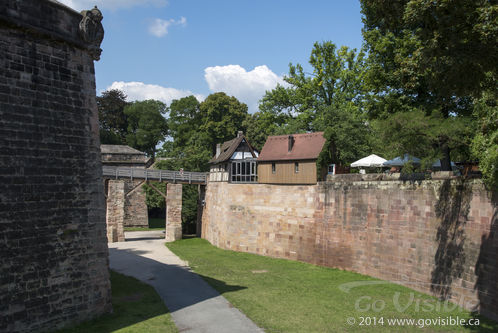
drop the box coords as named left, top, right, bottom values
left=440, top=141, right=452, bottom=171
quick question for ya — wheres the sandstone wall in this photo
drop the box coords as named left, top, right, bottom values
left=202, top=180, right=497, bottom=320
left=0, top=1, right=111, bottom=331
left=166, top=183, right=183, bottom=241
left=106, top=180, right=125, bottom=242
left=123, top=180, right=148, bottom=228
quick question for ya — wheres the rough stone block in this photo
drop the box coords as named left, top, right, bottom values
left=165, top=183, right=182, bottom=241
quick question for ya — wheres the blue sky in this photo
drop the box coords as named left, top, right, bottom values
left=60, top=0, right=364, bottom=112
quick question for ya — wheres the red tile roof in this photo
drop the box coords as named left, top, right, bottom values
left=257, top=132, right=326, bottom=161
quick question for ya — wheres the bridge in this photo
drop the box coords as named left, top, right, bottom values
left=102, top=166, right=208, bottom=184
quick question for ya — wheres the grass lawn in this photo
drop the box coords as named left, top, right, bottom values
left=57, top=271, right=177, bottom=333
left=124, top=217, right=165, bottom=232
left=167, top=238, right=497, bottom=333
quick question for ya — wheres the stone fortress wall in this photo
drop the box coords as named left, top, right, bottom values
left=0, top=0, right=111, bottom=331
left=202, top=178, right=498, bottom=320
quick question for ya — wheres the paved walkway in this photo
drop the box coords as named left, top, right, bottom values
left=108, top=231, right=264, bottom=333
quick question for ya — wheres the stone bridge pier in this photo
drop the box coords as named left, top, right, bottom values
left=105, top=179, right=183, bottom=243
left=165, top=183, right=183, bottom=242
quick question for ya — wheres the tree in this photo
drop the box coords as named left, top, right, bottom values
left=257, top=41, right=372, bottom=166
left=168, top=96, right=201, bottom=149
left=243, top=110, right=289, bottom=151
left=471, top=90, right=498, bottom=188
left=97, top=89, right=129, bottom=144
left=361, top=0, right=497, bottom=170
left=124, top=100, right=168, bottom=157
left=198, top=92, right=249, bottom=155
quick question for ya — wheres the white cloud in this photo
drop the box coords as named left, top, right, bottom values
left=148, top=17, right=187, bottom=37
left=58, top=0, right=168, bottom=11
left=204, top=65, right=287, bottom=113
left=106, top=81, right=204, bottom=105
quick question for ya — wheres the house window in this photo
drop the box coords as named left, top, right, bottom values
left=272, top=162, right=276, bottom=174
left=230, top=160, right=257, bottom=183
left=328, top=164, right=336, bottom=175
left=294, top=162, right=299, bottom=173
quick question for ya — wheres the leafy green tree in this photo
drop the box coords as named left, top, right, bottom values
left=258, top=41, right=372, bottom=166
left=360, top=0, right=496, bottom=170
left=168, top=96, right=202, bottom=149
left=471, top=91, right=498, bottom=188
left=317, top=105, right=373, bottom=173
left=198, top=92, right=249, bottom=155
left=243, top=110, right=289, bottom=151
left=261, top=42, right=366, bottom=127
left=97, top=89, right=129, bottom=144
left=160, top=93, right=248, bottom=164
left=124, top=100, right=168, bottom=157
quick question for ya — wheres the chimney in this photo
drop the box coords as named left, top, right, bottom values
left=215, top=143, right=221, bottom=158
left=288, top=135, right=294, bottom=152
left=237, top=130, right=243, bottom=138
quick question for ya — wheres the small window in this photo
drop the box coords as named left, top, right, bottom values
left=272, top=162, right=276, bottom=174
left=294, top=162, right=299, bottom=173
left=328, top=164, right=335, bottom=175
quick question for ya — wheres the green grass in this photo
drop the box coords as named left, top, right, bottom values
left=124, top=218, right=165, bottom=231
left=58, top=271, right=177, bottom=333
left=167, top=238, right=497, bottom=333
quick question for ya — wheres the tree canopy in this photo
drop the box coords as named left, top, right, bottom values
left=124, top=100, right=168, bottom=158
left=250, top=41, right=372, bottom=167
left=360, top=0, right=497, bottom=171
left=97, top=89, right=129, bottom=144
left=198, top=92, right=249, bottom=156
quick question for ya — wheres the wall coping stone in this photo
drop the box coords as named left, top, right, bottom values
left=327, top=172, right=464, bottom=183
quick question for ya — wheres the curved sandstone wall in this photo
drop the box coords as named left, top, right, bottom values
left=0, top=1, right=111, bottom=332
left=202, top=180, right=497, bottom=320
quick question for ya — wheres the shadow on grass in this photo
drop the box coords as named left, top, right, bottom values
left=108, top=246, right=247, bottom=314
left=57, top=271, right=175, bottom=333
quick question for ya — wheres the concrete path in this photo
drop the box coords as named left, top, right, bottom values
left=108, top=231, right=264, bottom=333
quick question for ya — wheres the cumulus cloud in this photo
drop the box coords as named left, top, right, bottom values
left=204, top=65, right=286, bottom=113
left=148, top=17, right=187, bottom=37
left=106, top=81, right=204, bottom=105
left=58, top=0, right=168, bottom=11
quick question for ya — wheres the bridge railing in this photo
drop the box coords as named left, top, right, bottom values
left=102, top=166, right=208, bottom=184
